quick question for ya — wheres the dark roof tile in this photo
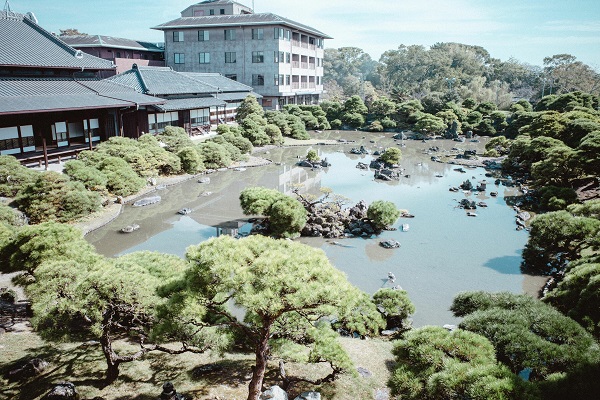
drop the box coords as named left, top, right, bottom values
left=153, top=12, right=332, bottom=38
left=0, top=11, right=114, bottom=70
left=0, top=77, right=163, bottom=114
left=61, top=35, right=164, bottom=52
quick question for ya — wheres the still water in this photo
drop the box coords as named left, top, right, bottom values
left=86, top=131, right=541, bottom=326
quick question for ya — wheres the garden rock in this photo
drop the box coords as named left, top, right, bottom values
left=260, top=385, right=288, bottom=400
left=379, top=239, right=400, bottom=249
left=294, top=392, right=321, bottom=400
left=8, top=358, right=49, bottom=381
left=43, top=382, right=79, bottom=400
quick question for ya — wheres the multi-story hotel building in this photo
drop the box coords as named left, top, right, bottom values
left=153, top=0, right=331, bottom=109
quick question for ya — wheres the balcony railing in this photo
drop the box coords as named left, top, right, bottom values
left=291, top=82, right=300, bottom=89
left=292, top=61, right=300, bottom=68
left=308, top=63, right=315, bottom=69
left=301, top=62, right=308, bottom=69
left=292, top=40, right=300, bottom=47
left=301, top=82, right=308, bottom=89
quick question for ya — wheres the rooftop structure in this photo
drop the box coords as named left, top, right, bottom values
left=153, top=0, right=330, bottom=110
left=0, top=9, right=163, bottom=166
left=60, top=34, right=165, bottom=75
left=108, top=64, right=260, bottom=133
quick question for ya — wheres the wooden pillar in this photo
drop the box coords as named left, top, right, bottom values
left=87, top=120, right=93, bottom=151
left=42, top=136, right=49, bottom=170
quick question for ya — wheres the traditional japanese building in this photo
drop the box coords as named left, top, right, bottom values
left=60, top=34, right=165, bottom=75
left=107, top=64, right=261, bottom=134
left=153, top=0, right=331, bottom=110
left=0, top=8, right=164, bottom=167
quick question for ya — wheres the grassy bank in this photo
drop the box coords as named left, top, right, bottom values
left=0, top=329, right=394, bottom=399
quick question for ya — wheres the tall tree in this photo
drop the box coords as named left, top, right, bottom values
left=28, top=251, right=192, bottom=382
left=156, top=235, right=384, bottom=400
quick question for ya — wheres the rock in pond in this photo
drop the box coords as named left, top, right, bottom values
left=198, top=177, right=210, bottom=184
left=121, top=224, right=140, bottom=233
left=132, top=195, right=161, bottom=207
left=379, top=239, right=400, bottom=249
left=178, top=208, right=192, bottom=215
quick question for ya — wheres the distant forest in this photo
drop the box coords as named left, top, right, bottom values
left=323, top=43, right=600, bottom=108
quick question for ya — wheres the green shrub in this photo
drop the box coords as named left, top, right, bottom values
left=265, top=124, right=283, bottom=144
left=368, top=121, right=384, bottom=132
left=367, top=200, right=400, bottom=230
left=379, top=148, right=402, bottom=165
left=306, top=149, right=319, bottom=162
left=330, top=119, right=342, bottom=129
left=0, top=203, right=24, bottom=226
left=177, top=147, right=204, bottom=174
left=0, top=155, right=37, bottom=197
left=381, top=117, right=397, bottom=129
left=197, top=142, right=232, bottom=169
left=98, top=156, right=147, bottom=196
left=156, top=126, right=194, bottom=154
left=15, top=172, right=101, bottom=223
left=63, top=160, right=108, bottom=191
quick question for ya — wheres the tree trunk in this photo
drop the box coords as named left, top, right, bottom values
left=247, top=322, right=272, bottom=400
left=100, top=329, right=120, bottom=384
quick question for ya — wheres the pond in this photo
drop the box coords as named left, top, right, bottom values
left=86, top=131, right=545, bottom=327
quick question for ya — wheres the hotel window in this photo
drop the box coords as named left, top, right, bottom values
left=174, top=53, right=185, bottom=64
left=274, top=51, right=284, bottom=63
left=173, top=31, right=184, bottom=42
left=309, top=37, right=315, bottom=46
left=252, top=74, right=264, bottom=86
left=209, top=9, right=215, bottom=15
left=274, top=74, right=279, bottom=86
left=225, top=51, right=236, bottom=63
left=199, top=52, right=210, bottom=64
left=285, top=30, right=291, bottom=40
left=252, top=28, right=264, bottom=40
left=286, top=52, right=290, bottom=63
left=224, top=29, right=236, bottom=40
left=279, top=74, right=284, bottom=85
left=286, top=75, right=290, bottom=85
left=220, top=8, right=225, bottom=14
left=274, top=27, right=284, bottom=39
left=252, top=51, right=264, bottom=63
left=225, top=74, right=237, bottom=81
left=198, top=30, right=209, bottom=41
left=317, top=76, right=321, bottom=85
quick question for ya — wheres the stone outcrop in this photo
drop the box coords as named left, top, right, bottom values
left=374, top=169, right=400, bottom=181
left=260, top=386, right=288, bottom=400
left=8, top=358, right=49, bottom=381
left=43, top=382, right=79, bottom=400
left=350, top=146, right=369, bottom=155
left=379, top=239, right=400, bottom=249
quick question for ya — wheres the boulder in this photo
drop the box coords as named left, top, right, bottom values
left=379, top=239, right=400, bottom=249
left=8, top=358, right=49, bottom=381
left=356, top=162, right=369, bottom=170
left=198, top=177, right=210, bottom=184
left=43, top=382, right=79, bottom=400
left=320, top=158, right=331, bottom=167
left=369, top=160, right=385, bottom=169
left=260, top=385, right=288, bottom=400
left=158, top=381, right=185, bottom=400
left=293, top=392, right=321, bottom=400
left=357, top=367, right=372, bottom=378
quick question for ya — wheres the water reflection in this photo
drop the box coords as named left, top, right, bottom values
left=87, top=132, right=532, bottom=327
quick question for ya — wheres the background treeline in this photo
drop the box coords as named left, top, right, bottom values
left=324, top=43, right=600, bottom=108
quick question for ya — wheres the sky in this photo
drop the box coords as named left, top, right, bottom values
left=7, top=0, right=600, bottom=68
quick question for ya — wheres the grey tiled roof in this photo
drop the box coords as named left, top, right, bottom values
left=153, top=13, right=332, bottom=39
left=0, top=11, right=114, bottom=70
left=180, top=72, right=253, bottom=92
left=0, top=77, right=164, bottom=115
left=107, top=65, right=218, bottom=95
left=152, top=97, right=226, bottom=112
left=61, top=35, right=164, bottom=52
